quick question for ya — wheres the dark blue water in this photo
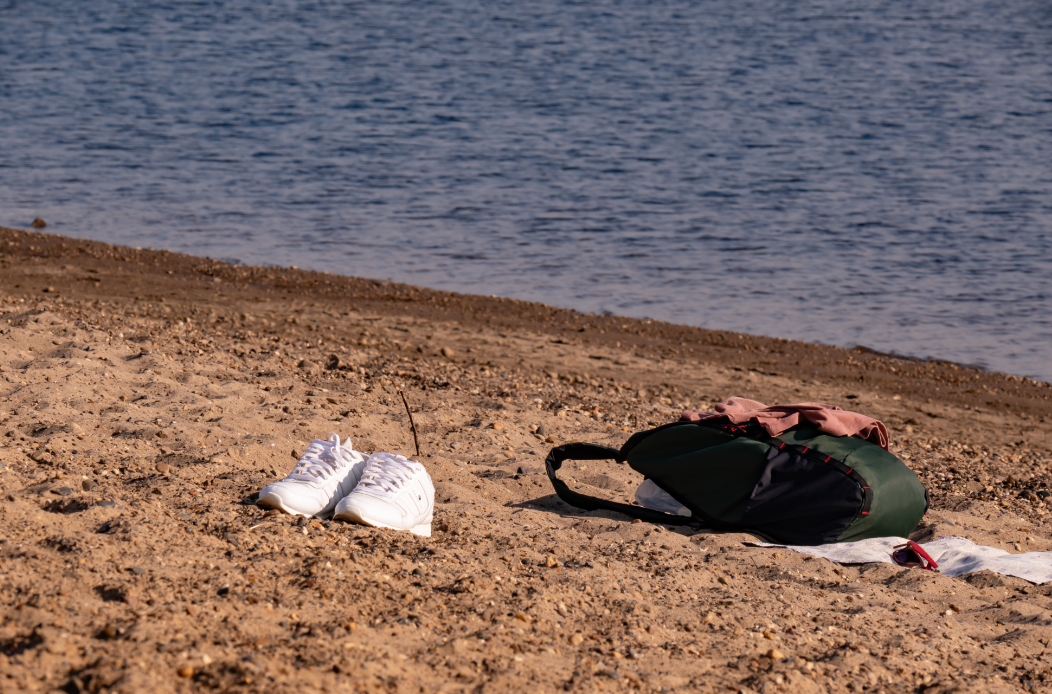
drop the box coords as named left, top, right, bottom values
left=2, top=1, right=1051, bottom=381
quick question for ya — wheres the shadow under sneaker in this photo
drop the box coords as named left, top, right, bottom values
left=333, top=452, right=435, bottom=536
left=257, top=434, right=367, bottom=518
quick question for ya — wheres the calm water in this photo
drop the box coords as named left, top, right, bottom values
left=2, top=0, right=1051, bottom=381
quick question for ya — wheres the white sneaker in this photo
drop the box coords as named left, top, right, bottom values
left=257, top=434, right=367, bottom=518
left=333, top=452, right=435, bottom=536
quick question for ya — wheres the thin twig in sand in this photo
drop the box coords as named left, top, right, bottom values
left=399, top=390, right=421, bottom=458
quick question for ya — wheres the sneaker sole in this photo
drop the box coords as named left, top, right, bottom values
left=256, top=491, right=322, bottom=518
left=334, top=507, right=432, bottom=537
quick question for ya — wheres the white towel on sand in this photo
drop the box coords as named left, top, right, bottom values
left=750, top=536, right=1052, bottom=584
left=634, top=479, right=692, bottom=516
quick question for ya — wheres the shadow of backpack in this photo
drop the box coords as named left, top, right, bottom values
left=545, top=418, right=929, bottom=545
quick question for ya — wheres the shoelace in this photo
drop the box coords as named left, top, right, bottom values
left=289, top=433, right=361, bottom=481
left=356, top=452, right=420, bottom=495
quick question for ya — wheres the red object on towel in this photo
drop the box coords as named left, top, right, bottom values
left=891, top=540, right=939, bottom=571
left=681, top=397, right=890, bottom=450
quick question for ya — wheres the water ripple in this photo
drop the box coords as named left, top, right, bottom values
left=1, top=0, right=1050, bottom=380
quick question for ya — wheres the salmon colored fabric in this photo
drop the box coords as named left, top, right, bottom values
left=680, top=397, right=889, bottom=450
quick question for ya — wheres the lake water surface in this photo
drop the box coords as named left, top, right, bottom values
left=2, top=0, right=1050, bottom=380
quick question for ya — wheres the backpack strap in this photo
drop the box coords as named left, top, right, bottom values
left=544, top=443, right=696, bottom=526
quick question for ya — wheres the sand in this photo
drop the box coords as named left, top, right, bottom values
left=2, top=225, right=1052, bottom=694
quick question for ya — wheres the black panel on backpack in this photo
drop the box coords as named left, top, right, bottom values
left=739, top=445, right=863, bottom=545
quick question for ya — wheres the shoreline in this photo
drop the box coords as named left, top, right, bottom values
left=2, top=226, right=1049, bottom=410
left=2, top=224, right=1052, bottom=692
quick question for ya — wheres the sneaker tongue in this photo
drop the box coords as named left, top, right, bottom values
left=290, top=439, right=342, bottom=480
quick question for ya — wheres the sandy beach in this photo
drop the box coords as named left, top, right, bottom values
left=2, top=224, right=1052, bottom=694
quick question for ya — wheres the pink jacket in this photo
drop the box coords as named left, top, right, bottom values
left=681, top=397, right=889, bottom=450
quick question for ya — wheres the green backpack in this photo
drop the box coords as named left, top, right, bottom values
left=545, top=418, right=928, bottom=545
